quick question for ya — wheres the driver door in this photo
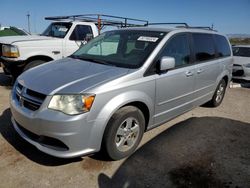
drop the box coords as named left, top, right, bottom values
left=154, top=33, right=196, bottom=125
left=64, top=25, right=94, bottom=57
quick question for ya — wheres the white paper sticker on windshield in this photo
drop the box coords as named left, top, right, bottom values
left=137, top=36, right=158, bottom=42
left=58, top=27, right=68, bottom=32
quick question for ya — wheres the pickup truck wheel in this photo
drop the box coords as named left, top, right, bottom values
left=209, top=79, right=227, bottom=107
left=24, top=60, right=47, bottom=71
left=103, top=106, right=145, bottom=160
left=3, top=67, right=10, bottom=75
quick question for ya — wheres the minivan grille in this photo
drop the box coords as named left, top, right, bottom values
left=15, top=83, right=46, bottom=111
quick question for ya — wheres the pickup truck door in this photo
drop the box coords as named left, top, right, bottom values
left=63, top=25, right=94, bottom=57
left=154, top=33, right=196, bottom=125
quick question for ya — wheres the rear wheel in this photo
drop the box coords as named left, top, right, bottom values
left=209, top=79, right=227, bottom=107
left=24, top=60, right=47, bottom=71
left=102, top=106, right=145, bottom=160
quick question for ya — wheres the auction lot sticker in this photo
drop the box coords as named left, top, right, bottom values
left=137, top=36, right=158, bottom=42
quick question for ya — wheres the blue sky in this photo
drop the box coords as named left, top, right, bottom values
left=1, top=0, right=249, bottom=34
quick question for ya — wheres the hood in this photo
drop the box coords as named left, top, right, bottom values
left=0, top=35, right=57, bottom=45
left=17, top=58, right=130, bottom=95
left=233, top=56, right=250, bottom=65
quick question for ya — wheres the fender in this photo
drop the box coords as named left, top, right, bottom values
left=13, top=39, right=63, bottom=61
left=87, top=90, right=155, bottom=151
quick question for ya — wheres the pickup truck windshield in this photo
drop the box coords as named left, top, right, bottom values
left=41, top=22, right=72, bottom=38
left=72, top=30, right=166, bottom=68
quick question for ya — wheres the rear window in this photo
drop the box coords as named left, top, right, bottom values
left=232, top=47, right=250, bottom=57
left=214, top=35, right=231, bottom=57
left=193, top=33, right=216, bottom=62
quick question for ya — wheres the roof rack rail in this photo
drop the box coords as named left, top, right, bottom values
left=145, top=22, right=189, bottom=27
left=146, top=23, right=217, bottom=31
left=45, top=14, right=149, bottom=34
left=176, top=26, right=217, bottom=31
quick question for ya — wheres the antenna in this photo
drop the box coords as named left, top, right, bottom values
left=26, top=12, right=31, bottom=33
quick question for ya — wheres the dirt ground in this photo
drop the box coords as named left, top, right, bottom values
left=0, top=68, right=250, bottom=188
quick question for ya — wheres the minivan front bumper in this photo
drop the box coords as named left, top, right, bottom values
left=10, top=90, right=99, bottom=158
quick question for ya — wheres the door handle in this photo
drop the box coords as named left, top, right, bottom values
left=52, top=51, right=61, bottom=55
left=197, top=69, right=204, bottom=74
left=185, top=71, right=194, bottom=77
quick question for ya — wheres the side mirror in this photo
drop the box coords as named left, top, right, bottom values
left=160, top=56, right=175, bottom=71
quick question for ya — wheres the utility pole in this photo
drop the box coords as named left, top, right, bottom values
left=27, top=12, right=30, bottom=33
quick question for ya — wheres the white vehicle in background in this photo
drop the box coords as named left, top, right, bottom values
left=0, top=26, right=30, bottom=36
left=232, top=45, right=250, bottom=82
left=0, top=14, right=148, bottom=79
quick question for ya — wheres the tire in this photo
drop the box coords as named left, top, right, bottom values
left=208, top=79, right=227, bottom=107
left=3, top=67, right=10, bottom=75
left=102, top=106, right=145, bottom=160
left=23, top=60, right=47, bottom=71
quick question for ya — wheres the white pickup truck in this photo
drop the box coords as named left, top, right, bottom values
left=0, top=14, right=148, bottom=79
left=0, top=21, right=98, bottom=78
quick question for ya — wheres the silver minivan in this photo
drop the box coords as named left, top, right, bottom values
left=10, top=27, right=233, bottom=160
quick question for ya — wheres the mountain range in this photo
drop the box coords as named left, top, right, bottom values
left=227, top=34, right=250, bottom=38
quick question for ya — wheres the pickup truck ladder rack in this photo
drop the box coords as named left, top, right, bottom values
left=45, top=14, right=149, bottom=34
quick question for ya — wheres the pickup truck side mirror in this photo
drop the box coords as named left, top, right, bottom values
left=160, top=56, right=175, bottom=71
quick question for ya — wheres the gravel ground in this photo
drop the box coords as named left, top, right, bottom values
left=0, top=68, right=250, bottom=188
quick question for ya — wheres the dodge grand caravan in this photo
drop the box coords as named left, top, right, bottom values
left=10, top=26, right=233, bottom=160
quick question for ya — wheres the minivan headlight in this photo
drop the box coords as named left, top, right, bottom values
left=48, top=94, right=95, bottom=115
left=2, top=44, right=20, bottom=58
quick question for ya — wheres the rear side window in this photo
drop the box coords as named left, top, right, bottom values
left=70, top=25, right=93, bottom=41
left=158, top=33, right=191, bottom=68
left=193, top=33, right=216, bottom=62
left=214, top=35, right=231, bottom=57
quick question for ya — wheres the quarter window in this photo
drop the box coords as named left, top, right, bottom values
left=193, top=33, right=216, bottom=62
left=158, top=33, right=191, bottom=68
left=214, top=35, right=231, bottom=57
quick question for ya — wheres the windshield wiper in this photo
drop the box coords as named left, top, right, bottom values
left=70, top=55, right=116, bottom=67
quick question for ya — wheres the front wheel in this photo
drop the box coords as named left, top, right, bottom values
left=102, top=106, right=145, bottom=160
left=24, top=60, right=47, bottom=71
left=3, top=67, right=10, bottom=75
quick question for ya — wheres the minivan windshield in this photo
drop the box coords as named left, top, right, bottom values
left=232, top=47, right=250, bottom=57
left=71, top=30, right=166, bottom=68
left=41, top=22, right=72, bottom=38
